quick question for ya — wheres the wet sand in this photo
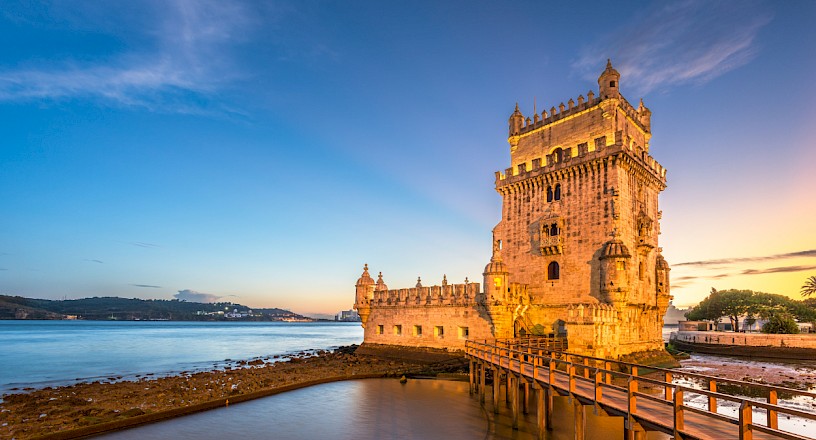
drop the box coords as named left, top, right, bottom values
left=0, top=346, right=456, bottom=440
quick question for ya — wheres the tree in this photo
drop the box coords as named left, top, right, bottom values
left=685, top=288, right=752, bottom=332
left=761, top=314, right=800, bottom=334
left=684, top=288, right=796, bottom=332
left=802, top=276, right=816, bottom=298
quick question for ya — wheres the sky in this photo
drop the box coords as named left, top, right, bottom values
left=1, top=0, right=814, bottom=316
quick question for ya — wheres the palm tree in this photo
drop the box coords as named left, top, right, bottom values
left=802, top=276, right=816, bottom=297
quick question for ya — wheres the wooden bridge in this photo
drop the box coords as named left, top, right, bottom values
left=466, top=337, right=816, bottom=440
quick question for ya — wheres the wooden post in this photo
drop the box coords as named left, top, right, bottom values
left=583, top=357, right=590, bottom=379
left=511, top=374, right=519, bottom=430
left=569, top=364, right=576, bottom=398
left=548, top=359, right=555, bottom=386
left=523, top=380, right=530, bottom=414
left=479, top=361, right=486, bottom=404
left=604, top=361, right=612, bottom=384
left=673, top=387, right=684, bottom=440
left=739, top=401, right=753, bottom=440
left=664, top=372, right=673, bottom=401
left=469, top=360, right=475, bottom=395
left=594, top=368, right=602, bottom=404
left=493, top=367, right=501, bottom=414
left=535, top=383, right=548, bottom=438
left=708, top=380, right=717, bottom=413
left=628, top=376, right=638, bottom=415
left=767, top=389, right=778, bottom=429
left=574, top=398, right=586, bottom=440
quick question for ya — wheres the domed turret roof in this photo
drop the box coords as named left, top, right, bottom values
left=656, top=254, right=670, bottom=270
left=356, top=264, right=375, bottom=286
left=484, top=258, right=508, bottom=275
left=598, top=59, right=620, bottom=81
left=375, top=272, right=388, bottom=291
left=600, top=239, right=631, bottom=259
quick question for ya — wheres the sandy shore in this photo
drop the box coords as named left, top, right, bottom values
left=0, top=346, right=460, bottom=440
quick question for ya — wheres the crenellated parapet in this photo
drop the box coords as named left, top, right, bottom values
left=494, top=135, right=667, bottom=193
left=366, top=274, right=481, bottom=307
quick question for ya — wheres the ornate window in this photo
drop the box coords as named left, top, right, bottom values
left=554, top=183, right=561, bottom=201
left=547, top=261, right=560, bottom=280
left=546, top=186, right=553, bottom=202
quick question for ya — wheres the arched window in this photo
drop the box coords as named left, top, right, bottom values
left=542, top=224, right=550, bottom=237
left=553, top=148, right=564, bottom=163
left=550, top=223, right=559, bottom=236
left=546, top=186, right=553, bottom=202
left=554, top=183, right=561, bottom=201
left=547, top=261, right=560, bottom=280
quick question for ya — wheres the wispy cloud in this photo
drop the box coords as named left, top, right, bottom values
left=0, top=268, right=7, bottom=271
left=84, top=259, right=104, bottom=264
left=741, top=265, right=816, bottom=276
left=573, top=0, right=772, bottom=94
left=123, top=241, right=160, bottom=249
left=174, top=289, right=221, bottom=303
left=0, top=0, right=257, bottom=113
left=675, top=249, right=816, bottom=267
left=131, top=284, right=161, bottom=288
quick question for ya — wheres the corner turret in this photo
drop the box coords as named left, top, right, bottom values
left=508, top=103, right=524, bottom=136
left=598, top=59, right=621, bottom=99
left=483, top=239, right=509, bottom=304
left=599, top=236, right=631, bottom=307
left=354, top=264, right=375, bottom=327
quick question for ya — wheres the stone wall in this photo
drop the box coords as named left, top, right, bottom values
left=362, top=305, right=493, bottom=351
left=672, top=331, right=816, bottom=349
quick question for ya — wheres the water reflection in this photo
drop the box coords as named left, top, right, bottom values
left=99, top=378, right=673, bottom=440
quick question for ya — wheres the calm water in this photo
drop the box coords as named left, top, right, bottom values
left=0, top=320, right=362, bottom=393
left=100, top=378, right=642, bottom=440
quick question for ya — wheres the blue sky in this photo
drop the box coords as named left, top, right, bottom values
left=1, top=0, right=814, bottom=315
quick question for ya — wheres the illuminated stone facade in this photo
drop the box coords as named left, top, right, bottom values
left=355, top=61, right=672, bottom=359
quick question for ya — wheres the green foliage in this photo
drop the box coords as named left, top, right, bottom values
left=761, top=314, right=800, bottom=334
left=684, top=288, right=810, bottom=332
left=802, top=276, right=816, bottom=298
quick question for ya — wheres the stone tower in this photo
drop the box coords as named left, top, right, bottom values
left=353, top=61, right=671, bottom=361
left=491, top=60, right=671, bottom=359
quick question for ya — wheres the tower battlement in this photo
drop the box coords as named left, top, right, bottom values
left=494, top=132, right=667, bottom=187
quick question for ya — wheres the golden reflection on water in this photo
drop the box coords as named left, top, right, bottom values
left=98, top=378, right=673, bottom=440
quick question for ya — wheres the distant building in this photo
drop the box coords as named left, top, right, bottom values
left=335, top=310, right=360, bottom=322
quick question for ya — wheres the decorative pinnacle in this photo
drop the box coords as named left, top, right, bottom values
left=606, top=58, right=612, bottom=69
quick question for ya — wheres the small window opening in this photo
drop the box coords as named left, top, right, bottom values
left=616, top=261, right=626, bottom=271
left=546, top=186, right=553, bottom=202
left=394, top=325, right=402, bottom=335
left=377, top=325, right=384, bottom=335
left=550, top=223, right=559, bottom=236
left=554, top=183, right=561, bottom=201
left=413, top=325, right=422, bottom=336
left=610, top=81, right=616, bottom=87
left=434, top=326, right=444, bottom=338
left=547, top=261, right=560, bottom=280
left=458, top=326, right=470, bottom=339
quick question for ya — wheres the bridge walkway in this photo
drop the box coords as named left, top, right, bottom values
left=467, top=338, right=816, bottom=440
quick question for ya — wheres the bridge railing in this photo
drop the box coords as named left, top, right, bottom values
left=466, top=338, right=816, bottom=440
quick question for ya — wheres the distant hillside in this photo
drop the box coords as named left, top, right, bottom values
left=0, top=295, right=308, bottom=321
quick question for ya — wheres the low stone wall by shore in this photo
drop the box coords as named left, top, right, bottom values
left=0, top=346, right=459, bottom=440
left=672, top=331, right=816, bottom=349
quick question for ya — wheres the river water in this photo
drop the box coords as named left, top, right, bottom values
left=3, top=321, right=814, bottom=438
left=0, top=320, right=363, bottom=393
